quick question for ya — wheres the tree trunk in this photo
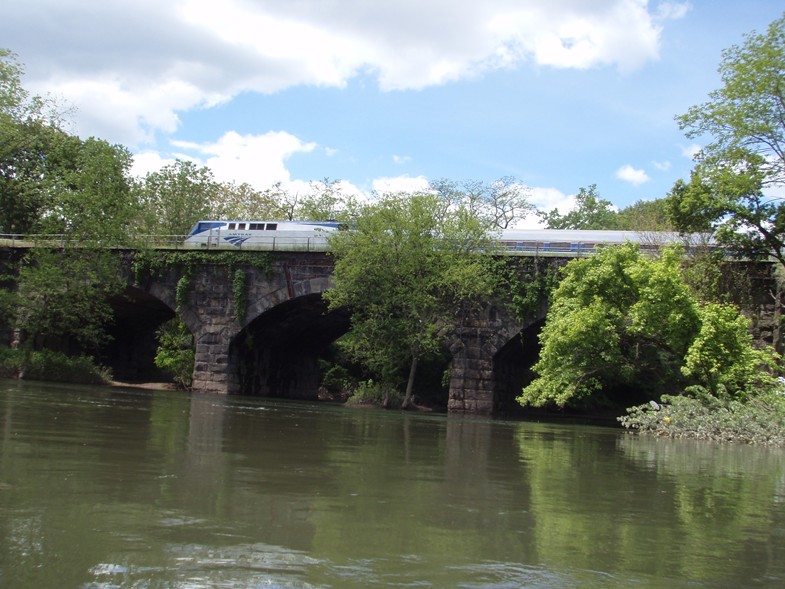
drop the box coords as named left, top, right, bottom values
left=401, top=355, right=419, bottom=410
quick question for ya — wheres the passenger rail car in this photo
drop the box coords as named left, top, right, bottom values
left=495, top=229, right=708, bottom=255
left=184, top=220, right=341, bottom=250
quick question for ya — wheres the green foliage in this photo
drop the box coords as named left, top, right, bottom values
left=233, top=268, right=247, bottom=323
left=1, top=51, right=135, bottom=240
left=497, top=258, right=557, bottom=320
left=133, top=160, right=221, bottom=236
left=132, top=249, right=271, bottom=316
left=0, top=347, right=112, bottom=384
left=15, top=248, right=125, bottom=354
left=216, top=180, right=292, bottom=221
left=345, top=379, right=404, bottom=408
left=296, top=177, right=361, bottom=223
left=518, top=244, right=779, bottom=409
left=668, top=13, right=785, bottom=268
left=620, top=390, right=785, bottom=445
left=538, top=184, right=618, bottom=229
left=318, top=359, right=356, bottom=399
left=615, top=198, right=673, bottom=231
left=325, top=191, right=504, bottom=407
left=153, top=318, right=194, bottom=389
left=175, top=272, right=192, bottom=312
left=681, top=303, right=779, bottom=399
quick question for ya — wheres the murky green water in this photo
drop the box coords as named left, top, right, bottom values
left=1, top=379, right=784, bottom=588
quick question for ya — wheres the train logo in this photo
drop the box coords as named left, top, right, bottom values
left=223, top=235, right=250, bottom=247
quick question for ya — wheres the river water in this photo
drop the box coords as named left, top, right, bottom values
left=1, top=379, right=784, bottom=588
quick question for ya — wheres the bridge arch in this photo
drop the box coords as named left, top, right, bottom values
left=104, top=285, right=176, bottom=383
left=230, top=293, right=350, bottom=397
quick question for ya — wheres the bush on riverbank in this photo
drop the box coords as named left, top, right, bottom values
left=619, top=388, right=785, bottom=445
left=345, top=380, right=404, bottom=408
left=0, top=348, right=112, bottom=385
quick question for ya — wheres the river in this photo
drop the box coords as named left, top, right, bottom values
left=1, top=378, right=784, bottom=588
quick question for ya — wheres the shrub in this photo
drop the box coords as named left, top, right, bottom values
left=619, top=389, right=785, bottom=445
left=153, top=318, right=194, bottom=389
left=345, top=380, right=403, bottom=408
left=0, top=348, right=112, bottom=384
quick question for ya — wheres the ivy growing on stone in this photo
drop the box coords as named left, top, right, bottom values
left=132, top=249, right=271, bottom=318
left=232, top=267, right=247, bottom=323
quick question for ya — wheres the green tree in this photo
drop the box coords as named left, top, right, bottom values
left=34, top=135, right=136, bottom=243
left=518, top=244, right=777, bottom=409
left=430, top=176, right=534, bottom=229
left=296, top=178, right=361, bottom=222
left=216, top=180, right=290, bottom=221
left=538, top=184, right=619, bottom=229
left=1, top=50, right=135, bottom=240
left=0, top=51, right=132, bottom=361
left=666, top=13, right=785, bottom=267
left=154, top=318, right=194, bottom=389
left=616, top=198, right=673, bottom=231
left=134, top=160, right=220, bottom=236
left=325, top=191, right=502, bottom=408
left=14, top=249, right=124, bottom=356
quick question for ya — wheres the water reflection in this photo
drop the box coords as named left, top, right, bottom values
left=0, top=379, right=784, bottom=588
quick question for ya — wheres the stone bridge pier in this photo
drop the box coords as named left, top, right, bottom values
left=447, top=304, right=546, bottom=416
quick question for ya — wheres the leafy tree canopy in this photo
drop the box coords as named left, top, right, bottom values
left=324, top=191, right=503, bottom=408
left=518, top=244, right=778, bottom=409
left=616, top=198, right=673, bottom=231
left=666, top=13, right=785, bottom=267
left=429, top=176, right=534, bottom=229
left=538, top=184, right=618, bottom=229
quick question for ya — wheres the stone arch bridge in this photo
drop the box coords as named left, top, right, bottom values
left=112, top=250, right=554, bottom=415
left=3, top=246, right=780, bottom=416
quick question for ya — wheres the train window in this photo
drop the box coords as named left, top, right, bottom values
left=249, top=223, right=263, bottom=230
left=265, top=223, right=277, bottom=230
left=228, top=223, right=236, bottom=230
left=238, top=223, right=246, bottom=230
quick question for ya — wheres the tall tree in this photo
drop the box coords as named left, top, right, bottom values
left=429, top=176, right=534, bottom=229
left=0, top=49, right=76, bottom=235
left=666, top=13, right=785, bottom=267
left=134, top=160, right=220, bottom=236
left=616, top=198, right=673, bottom=231
left=324, top=192, right=502, bottom=408
left=296, top=178, right=361, bottom=223
left=518, top=244, right=778, bottom=409
left=538, top=184, right=618, bottom=229
left=216, top=180, right=291, bottom=221
left=0, top=51, right=132, bottom=358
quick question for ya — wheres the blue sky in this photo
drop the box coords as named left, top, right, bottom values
left=2, top=0, right=783, bottom=225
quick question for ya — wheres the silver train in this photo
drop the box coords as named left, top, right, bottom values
left=184, top=220, right=707, bottom=254
left=184, top=220, right=342, bottom=250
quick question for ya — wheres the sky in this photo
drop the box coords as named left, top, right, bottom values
left=2, top=0, right=783, bottom=226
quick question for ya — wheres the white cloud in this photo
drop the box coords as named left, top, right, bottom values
left=131, top=152, right=179, bottom=179
left=392, top=155, right=412, bottom=165
left=616, top=164, right=651, bottom=186
left=2, top=0, right=688, bottom=147
left=680, top=143, right=702, bottom=159
left=656, top=2, right=691, bottom=20
left=372, top=175, right=430, bottom=194
left=652, top=160, right=671, bottom=171
left=167, top=130, right=317, bottom=187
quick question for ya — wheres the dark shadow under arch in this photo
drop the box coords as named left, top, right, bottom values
left=102, top=285, right=176, bottom=383
left=492, top=319, right=544, bottom=416
left=230, top=293, right=350, bottom=398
